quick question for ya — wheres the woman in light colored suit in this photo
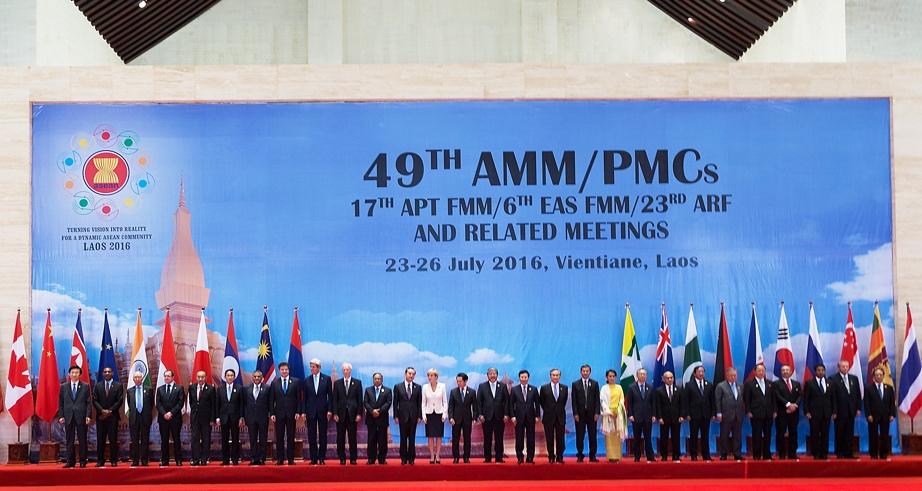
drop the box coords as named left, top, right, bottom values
left=422, top=368, right=448, bottom=463
left=600, top=369, right=626, bottom=462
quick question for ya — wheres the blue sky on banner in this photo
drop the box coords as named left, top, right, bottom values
left=31, top=100, right=892, bottom=393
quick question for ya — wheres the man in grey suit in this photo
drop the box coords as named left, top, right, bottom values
left=58, top=365, right=91, bottom=468
left=626, top=368, right=656, bottom=462
left=714, top=367, right=744, bottom=461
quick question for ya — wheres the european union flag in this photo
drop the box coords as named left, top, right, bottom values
left=98, top=309, right=118, bottom=382
left=255, top=310, right=276, bottom=383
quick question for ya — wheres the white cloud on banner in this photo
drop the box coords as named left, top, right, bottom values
left=827, top=243, right=893, bottom=304
left=300, top=340, right=457, bottom=379
left=31, top=289, right=159, bottom=349
left=465, top=348, right=514, bottom=365
left=329, top=309, right=452, bottom=331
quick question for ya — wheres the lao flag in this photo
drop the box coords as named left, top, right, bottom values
left=773, top=302, right=796, bottom=380
left=652, top=303, right=674, bottom=388
left=69, top=309, right=90, bottom=384
left=803, top=302, right=824, bottom=382
left=192, top=308, right=212, bottom=382
left=255, top=308, right=276, bottom=384
left=97, top=309, right=118, bottom=382
left=288, top=307, right=305, bottom=381
left=5, top=310, right=33, bottom=426
left=744, top=303, right=765, bottom=382
left=899, top=304, right=922, bottom=418
left=222, top=309, right=242, bottom=385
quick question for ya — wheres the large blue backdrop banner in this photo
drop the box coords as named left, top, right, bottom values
left=31, top=99, right=893, bottom=453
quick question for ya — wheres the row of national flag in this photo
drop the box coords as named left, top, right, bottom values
left=619, top=302, right=922, bottom=420
left=3, top=305, right=310, bottom=429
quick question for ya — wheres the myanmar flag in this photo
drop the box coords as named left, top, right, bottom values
left=620, top=304, right=642, bottom=393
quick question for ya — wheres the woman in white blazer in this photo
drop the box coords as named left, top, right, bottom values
left=422, top=368, right=448, bottom=463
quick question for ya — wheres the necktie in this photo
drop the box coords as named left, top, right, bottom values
left=345, top=379, right=349, bottom=392
left=843, top=374, right=850, bottom=393
left=820, top=379, right=825, bottom=393
left=136, top=387, right=142, bottom=413
left=584, top=380, right=590, bottom=408
left=72, top=383, right=77, bottom=399
left=283, top=379, right=288, bottom=394
left=255, top=385, right=260, bottom=399
left=668, top=386, right=672, bottom=400
left=641, top=384, right=645, bottom=397
left=759, top=380, right=764, bottom=394
left=227, top=386, right=232, bottom=401
left=167, top=384, right=172, bottom=396
left=879, top=384, right=884, bottom=399
left=314, top=375, right=319, bottom=393
left=462, top=388, right=466, bottom=399
left=491, top=382, right=496, bottom=398
left=786, top=379, right=792, bottom=392
left=699, top=380, right=704, bottom=394
left=731, top=384, right=738, bottom=399
left=375, top=387, right=380, bottom=401
left=553, top=384, right=558, bottom=400
left=106, top=381, right=110, bottom=396
left=522, top=385, right=527, bottom=399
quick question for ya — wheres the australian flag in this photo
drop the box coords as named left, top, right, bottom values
left=255, top=310, right=276, bottom=383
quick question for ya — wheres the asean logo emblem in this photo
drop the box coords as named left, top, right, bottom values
left=83, top=150, right=130, bottom=196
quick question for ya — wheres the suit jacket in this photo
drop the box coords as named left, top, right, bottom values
left=269, top=377, right=301, bottom=420
left=570, top=378, right=601, bottom=416
left=831, top=372, right=862, bottom=416
left=448, top=386, right=479, bottom=423
left=243, top=383, right=271, bottom=425
left=58, top=381, right=91, bottom=423
left=477, top=381, right=509, bottom=421
left=538, top=383, right=568, bottom=425
left=156, top=383, right=185, bottom=422
left=126, top=384, right=154, bottom=427
left=363, top=385, right=392, bottom=421
left=774, top=378, right=802, bottom=414
left=93, top=379, right=124, bottom=421
left=393, top=381, right=423, bottom=423
left=655, top=384, right=684, bottom=422
left=803, top=378, right=835, bottom=419
left=216, top=383, right=243, bottom=423
left=714, top=380, right=744, bottom=421
left=743, top=378, right=774, bottom=419
left=302, top=373, right=332, bottom=418
left=332, top=378, right=364, bottom=420
left=684, top=377, right=715, bottom=420
left=509, top=384, right=540, bottom=421
left=864, top=382, right=897, bottom=420
left=188, top=383, right=217, bottom=423
left=625, top=382, right=655, bottom=421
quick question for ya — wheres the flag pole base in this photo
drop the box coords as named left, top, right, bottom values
left=6, top=443, right=29, bottom=464
left=902, top=435, right=922, bottom=455
left=38, top=442, right=59, bottom=463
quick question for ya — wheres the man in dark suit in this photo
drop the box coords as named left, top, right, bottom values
left=156, top=369, right=185, bottom=466
left=243, top=370, right=270, bottom=465
left=538, top=368, right=568, bottom=463
left=448, top=372, right=478, bottom=463
left=477, top=367, right=509, bottom=463
left=126, top=371, right=154, bottom=467
left=57, top=365, right=91, bottom=468
left=743, top=364, right=774, bottom=460
left=393, top=366, right=422, bottom=465
left=803, top=363, right=834, bottom=460
left=774, top=364, right=801, bottom=460
left=684, top=366, right=715, bottom=461
left=363, top=372, right=392, bottom=464
left=269, top=362, right=300, bottom=465
left=332, top=362, right=363, bottom=465
left=93, top=366, right=123, bottom=467
left=216, top=368, right=244, bottom=465
left=189, top=369, right=217, bottom=466
left=864, top=367, right=897, bottom=459
left=626, top=368, right=656, bottom=462
left=715, top=367, right=744, bottom=461
left=655, top=371, right=684, bottom=462
left=303, top=358, right=333, bottom=465
left=509, top=369, right=540, bottom=464
left=571, top=364, right=600, bottom=463
left=831, top=360, right=862, bottom=459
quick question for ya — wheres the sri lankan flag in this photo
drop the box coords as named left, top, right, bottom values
left=867, top=302, right=893, bottom=386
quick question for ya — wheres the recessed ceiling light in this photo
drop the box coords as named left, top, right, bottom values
left=138, top=1, right=147, bottom=8
left=687, top=17, right=696, bottom=24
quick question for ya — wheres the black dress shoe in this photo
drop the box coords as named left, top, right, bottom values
left=484, top=458, right=492, bottom=463
left=141, top=462, right=149, bottom=466
left=289, top=460, right=296, bottom=465
left=526, top=458, right=534, bottom=464
left=703, top=457, right=713, bottom=462
left=463, top=458, right=470, bottom=463
left=340, top=459, right=347, bottom=465
left=495, top=459, right=505, bottom=464
left=367, top=460, right=375, bottom=465
left=401, top=459, right=407, bottom=465
left=131, top=462, right=139, bottom=467
left=176, top=461, right=183, bottom=467
left=111, top=462, right=118, bottom=467
left=577, top=456, right=584, bottom=463
left=309, top=460, right=317, bottom=465
left=160, top=462, right=169, bottom=467
left=350, top=460, right=357, bottom=465
left=63, top=463, right=75, bottom=468
left=719, top=455, right=727, bottom=461
left=96, top=462, right=105, bottom=467
left=589, top=457, right=599, bottom=463
left=453, top=458, right=459, bottom=464
left=319, top=459, right=325, bottom=465
left=221, top=461, right=229, bottom=466
left=517, top=458, right=524, bottom=464
left=556, top=459, right=564, bottom=464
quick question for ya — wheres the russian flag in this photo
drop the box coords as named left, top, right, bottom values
left=222, top=309, right=242, bottom=385
left=803, top=302, right=824, bottom=382
left=899, top=304, right=922, bottom=418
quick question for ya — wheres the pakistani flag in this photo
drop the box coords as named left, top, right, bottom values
left=683, top=304, right=702, bottom=385
left=620, top=304, right=642, bottom=393
left=125, top=308, right=150, bottom=416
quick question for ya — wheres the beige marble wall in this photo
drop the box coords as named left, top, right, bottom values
left=0, top=64, right=920, bottom=460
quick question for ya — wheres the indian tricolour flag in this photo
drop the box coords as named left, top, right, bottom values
left=125, top=308, right=151, bottom=415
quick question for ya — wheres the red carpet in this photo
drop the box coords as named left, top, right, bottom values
left=6, top=456, right=922, bottom=488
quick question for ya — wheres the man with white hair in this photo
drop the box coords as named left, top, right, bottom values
left=332, top=362, right=364, bottom=465
left=303, top=358, right=333, bottom=464
left=126, top=371, right=154, bottom=467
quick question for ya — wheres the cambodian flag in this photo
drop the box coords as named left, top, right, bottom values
left=222, top=309, right=242, bottom=385
left=803, top=302, right=824, bottom=382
